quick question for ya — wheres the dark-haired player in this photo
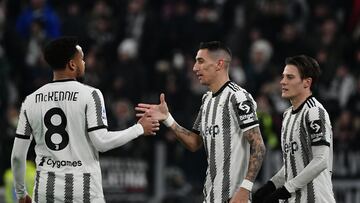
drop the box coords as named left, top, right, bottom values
left=253, top=55, right=335, bottom=203
left=136, top=41, right=266, bottom=203
left=11, top=36, right=159, bottom=203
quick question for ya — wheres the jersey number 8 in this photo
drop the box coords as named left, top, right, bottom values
left=44, top=108, right=69, bottom=151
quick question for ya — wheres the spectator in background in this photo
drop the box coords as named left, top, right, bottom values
left=16, top=0, right=60, bottom=39
left=244, top=39, right=275, bottom=97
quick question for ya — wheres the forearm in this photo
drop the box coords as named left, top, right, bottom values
left=270, top=166, right=286, bottom=188
left=169, top=122, right=202, bottom=152
left=89, top=124, right=144, bottom=152
left=11, top=138, right=31, bottom=199
left=244, top=126, right=266, bottom=182
left=284, top=146, right=329, bottom=192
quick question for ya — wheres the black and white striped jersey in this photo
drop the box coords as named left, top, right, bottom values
left=280, top=96, right=335, bottom=203
left=192, top=81, right=259, bottom=203
left=16, top=79, right=107, bottom=202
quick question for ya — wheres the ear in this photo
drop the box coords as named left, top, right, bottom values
left=216, top=60, right=224, bottom=71
left=303, top=78, right=312, bottom=89
left=68, top=59, right=76, bottom=71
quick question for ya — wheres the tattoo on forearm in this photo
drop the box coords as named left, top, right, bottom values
left=244, top=127, right=266, bottom=182
left=174, top=123, right=193, bottom=137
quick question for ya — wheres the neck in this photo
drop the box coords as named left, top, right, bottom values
left=209, top=74, right=230, bottom=93
left=290, top=91, right=312, bottom=110
left=53, top=71, right=76, bottom=81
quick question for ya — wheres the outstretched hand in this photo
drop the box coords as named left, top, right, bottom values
left=136, top=93, right=169, bottom=121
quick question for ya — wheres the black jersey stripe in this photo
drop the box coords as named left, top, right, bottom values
left=24, top=110, right=32, bottom=136
left=15, top=134, right=31, bottom=139
left=46, top=172, right=55, bottom=203
left=289, top=110, right=302, bottom=203
left=34, top=171, right=40, bottom=203
left=88, top=125, right=107, bottom=132
left=299, top=114, right=315, bottom=202
left=203, top=96, right=213, bottom=201
left=64, top=174, right=74, bottom=203
left=209, top=94, right=221, bottom=202
left=221, top=92, right=232, bottom=202
left=83, top=173, right=91, bottom=202
left=282, top=110, right=292, bottom=180
left=91, top=90, right=105, bottom=127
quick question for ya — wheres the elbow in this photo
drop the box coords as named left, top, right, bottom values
left=95, top=146, right=108, bottom=153
left=318, top=156, right=328, bottom=171
left=187, top=142, right=202, bottom=152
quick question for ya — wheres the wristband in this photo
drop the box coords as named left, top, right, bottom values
left=163, top=113, right=175, bottom=127
left=240, top=179, right=253, bottom=191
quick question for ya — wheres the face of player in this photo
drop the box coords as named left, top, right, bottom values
left=280, top=65, right=310, bottom=100
left=72, top=45, right=85, bottom=78
left=193, top=49, right=219, bottom=86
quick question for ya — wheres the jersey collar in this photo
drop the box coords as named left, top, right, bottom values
left=213, top=81, right=231, bottom=97
left=291, top=95, right=314, bottom=114
left=51, top=79, right=76, bottom=83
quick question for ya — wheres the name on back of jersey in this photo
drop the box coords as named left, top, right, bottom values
left=35, top=91, right=79, bottom=103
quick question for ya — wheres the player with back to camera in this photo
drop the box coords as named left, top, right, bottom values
left=136, top=41, right=266, bottom=203
left=11, top=36, right=159, bottom=203
left=252, top=55, right=336, bottom=203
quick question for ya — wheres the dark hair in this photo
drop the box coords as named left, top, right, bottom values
left=43, top=36, right=79, bottom=70
left=199, top=41, right=232, bottom=59
left=285, top=55, right=321, bottom=90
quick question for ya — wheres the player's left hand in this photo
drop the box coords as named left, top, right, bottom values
left=264, top=186, right=291, bottom=203
left=229, top=187, right=250, bottom=203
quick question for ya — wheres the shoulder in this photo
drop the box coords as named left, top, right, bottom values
left=227, top=81, right=255, bottom=102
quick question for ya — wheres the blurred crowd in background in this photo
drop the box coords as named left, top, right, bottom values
left=0, top=0, right=360, bottom=201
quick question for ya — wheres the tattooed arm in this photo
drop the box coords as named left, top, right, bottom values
left=168, top=122, right=203, bottom=152
left=243, top=126, right=266, bottom=182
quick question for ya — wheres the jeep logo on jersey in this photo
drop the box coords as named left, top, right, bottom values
left=205, top=125, right=219, bottom=139
left=284, top=141, right=299, bottom=155
left=308, top=120, right=322, bottom=134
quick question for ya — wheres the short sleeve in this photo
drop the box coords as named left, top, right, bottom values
left=306, top=107, right=331, bottom=147
left=86, top=89, right=108, bottom=132
left=15, top=101, right=32, bottom=139
left=231, top=92, right=259, bottom=131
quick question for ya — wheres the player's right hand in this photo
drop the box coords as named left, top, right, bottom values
left=19, top=195, right=32, bottom=203
left=135, top=93, right=169, bottom=121
left=252, top=181, right=276, bottom=203
left=138, top=111, right=160, bottom=135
